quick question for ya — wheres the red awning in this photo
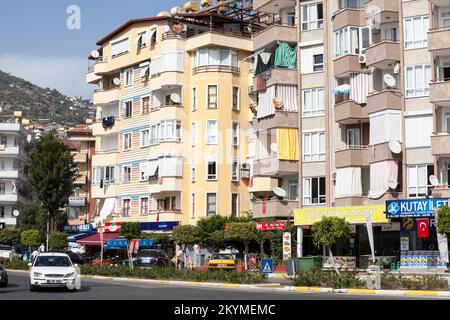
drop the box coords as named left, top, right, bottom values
left=76, top=233, right=120, bottom=246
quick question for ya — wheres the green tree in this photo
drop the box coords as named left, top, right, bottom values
left=26, top=132, right=79, bottom=237
left=311, top=217, right=350, bottom=275
left=197, top=215, right=228, bottom=247
left=225, top=222, right=257, bottom=270
left=20, top=229, right=43, bottom=251
left=209, top=230, right=228, bottom=251
left=120, top=222, right=141, bottom=240
left=437, top=205, right=450, bottom=236
left=48, top=232, right=68, bottom=250
left=17, top=203, right=47, bottom=234
left=172, top=225, right=202, bottom=245
left=0, top=228, right=21, bottom=248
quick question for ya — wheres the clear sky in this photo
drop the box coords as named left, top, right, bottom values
left=0, top=0, right=183, bottom=99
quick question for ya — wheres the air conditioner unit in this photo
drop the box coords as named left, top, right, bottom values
left=358, top=54, right=366, bottom=64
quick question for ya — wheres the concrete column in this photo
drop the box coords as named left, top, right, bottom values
left=296, top=226, right=303, bottom=258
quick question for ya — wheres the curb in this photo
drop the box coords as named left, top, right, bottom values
left=6, top=269, right=450, bottom=297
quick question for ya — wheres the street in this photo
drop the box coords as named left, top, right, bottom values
left=1, top=271, right=448, bottom=300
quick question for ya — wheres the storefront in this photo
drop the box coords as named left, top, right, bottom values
left=140, top=221, right=179, bottom=233
left=294, top=205, right=398, bottom=269
left=386, top=198, right=450, bottom=269
left=64, top=224, right=94, bottom=243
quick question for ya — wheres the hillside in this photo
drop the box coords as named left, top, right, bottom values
left=0, top=70, right=94, bottom=126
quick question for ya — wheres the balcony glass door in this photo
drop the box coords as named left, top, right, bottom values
left=346, top=128, right=361, bottom=148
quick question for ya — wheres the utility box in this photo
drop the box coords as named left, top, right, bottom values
left=366, top=265, right=381, bottom=289
left=299, top=256, right=323, bottom=273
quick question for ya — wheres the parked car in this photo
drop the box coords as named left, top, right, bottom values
left=136, top=249, right=171, bottom=268
left=29, top=252, right=81, bottom=292
left=67, top=242, right=85, bottom=255
left=208, top=253, right=236, bottom=271
left=0, top=264, right=8, bottom=287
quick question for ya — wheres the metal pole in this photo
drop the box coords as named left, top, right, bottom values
left=46, top=211, right=49, bottom=252
left=296, top=226, right=303, bottom=258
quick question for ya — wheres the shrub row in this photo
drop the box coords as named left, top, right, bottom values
left=381, top=273, right=449, bottom=291
left=292, top=271, right=365, bottom=289
left=0, top=258, right=29, bottom=271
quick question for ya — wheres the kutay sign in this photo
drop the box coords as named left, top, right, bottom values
left=256, top=222, right=286, bottom=231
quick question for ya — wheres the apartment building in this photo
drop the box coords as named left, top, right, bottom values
left=86, top=7, right=257, bottom=230
left=0, top=114, right=32, bottom=229
left=64, top=123, right=96, bottom=225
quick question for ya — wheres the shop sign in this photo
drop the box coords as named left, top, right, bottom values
left=401, top=218, right=415, bottom=232
left=140, top=221, right=179, bottom=232
left=69, top=196, right=86, bottom=207
left=256, top=221, right=286, bottom=231
left=105, top=222, right=121, bottom=233
left=400, top=237, right=409, bottom=251
left=386, top=198, right=450, bottom=218
left=282, top=232, right=291, bottom=261
left=63, top=224, right=93, bottom=234
left=294, top=205, right=387, bottom=226
left=381, top=223, right=400, bottom=231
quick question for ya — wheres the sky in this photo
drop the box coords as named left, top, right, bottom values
left=0, top=0, right=183, bottom=99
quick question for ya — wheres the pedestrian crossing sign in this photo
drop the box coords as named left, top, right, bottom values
left=260, top=258, right=274, bottom=274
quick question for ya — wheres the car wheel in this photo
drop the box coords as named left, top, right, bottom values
left=0, top=281, right=7, bottom=288
left=68, top=288, right=77, bottom=293
left=29, top=284, right=38, bottom=292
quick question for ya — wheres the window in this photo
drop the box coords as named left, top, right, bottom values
left=207, top=120, right=218, bottom=145
left=137, top=31, right=147, bottom=48
left=405, top=65, right=431, bottom=98
left=207, top=85, right=218, bottom=109
left=124, top=68, right=133, bottom=86
left=0, top=206, right=4, bottom=218
left=207, top=158, right=218, bottom=180
left=142, top=96, right=150, bottom=114
left=140, top=129, right=150, bottom=147
left=303, top=177, right=326, bottom=205
left=405, top=114, right=433, bottom=148
left=232, top=87, right=240, bottom=110
left=191, top=160, right=196, bottom=182
left=232, top=159, right=239, bottom=181
left=124, top=100, right=133, bottom=118
left=313, top=54, right=324, bottom=72
left=289, top=180, right=298, bottom=200
left=303, top=131, right=325, bottom=161
left=159, top=120, right=182, bottom=142
left=231, top=193, right=239, bottom=217
left=104, top=166, right=115, bottom=184
left=123, top=133, right=132, bottom=150
left=285, top=11, right=296, bottom=26
left=150, top=26, right=157, bottom=44
left=111, top=38, right=129, bottom=57
left=404, top=16, right=429, bottom=49
left=232, top=122, right=239, bottom=146
left=0, top=160, right=5, bottom=170
left=196, top=48, right=238, bottom=67
left=140, top=197, right=149, bottom=215
left=346, top=128, right=361, bottom=147
left=442, top=10, right=450, bottom=28
left=301, top=3, right=323, bottom=30
left=369, top=110, right=402, bottom=145
left=123, top=166, right=131, bottom=183
left=150, top=125, right=158, bottom=145
left=335, top=26, right=370, bottom=58
left=445, top=111, right=450, bottom=133
left=191, top=194, right=196, bottom=218
left=206, top=193, right=217, bottom=217
left=1, top=135, right=7, bottom=145
left=191, top=122, right=197, bottom=146
left=408, top=164, right=434, bottom=198
left=93, top=166, right=115, bottom=184
left=122, top=199, right=131, bottom=216
left=0, top=183, right=5, bottom=195
left=303, top=88, right=324, bottom=116
left=192, top=87, right=197, bottom=111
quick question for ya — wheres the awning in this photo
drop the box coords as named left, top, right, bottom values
left=67, top=233, right=93, bottom=243
left=140, top=66, right=149, bottom=78
left=147, top=160, right=159, bottom=177
left=76, top=232, right=119, bottom=246
left=100, top=198, right=116, bottom=220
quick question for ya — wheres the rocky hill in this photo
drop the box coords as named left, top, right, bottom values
left=0, top=70, right=94, bottom=126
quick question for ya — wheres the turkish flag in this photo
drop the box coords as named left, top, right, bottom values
left=417, top=218, right=429, bottom=238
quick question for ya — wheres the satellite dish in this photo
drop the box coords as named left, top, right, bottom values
left=170, top=93, right=181, bottom=104
left=270, top=143, right=278, bottom=153
left=163, top=25, right=171, bottom=33
left=393, top=63, right=401, bottom=74
left=389, top=140, right=402, bottom=154
left=273, top=187, right=287, bottom=198
left=12, top=210, right=19, bottom=217
left=170, top=6, right=184, bottom=15
left=113, top=78, right=121, bottom=86
left=383, top=74, right=397, bottom=88
left=157, top=11, right=172, bottom=17
left=90, top=50, right=100, bottom=59
left=388, top=178, right=398, bottom=190
left=429, top=175, right=439, bottom=187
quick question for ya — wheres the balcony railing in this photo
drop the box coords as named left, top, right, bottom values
left=193, top=65, right=240, bottom=75
left=162, top=31, right=187, bottom=41
left=87, top=56, right=107, bottom=73
left=334, top=92, right=351, bottom=104
left=338, top=0, right=363, bottom=10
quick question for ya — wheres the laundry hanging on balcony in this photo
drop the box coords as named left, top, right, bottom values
left=368, top=160, right=398, bottom=199
left=274, top=42, right=297, bottom=69
left=102, top=116, right=115, bottom=129
left=349, top=72, right=372, bottom=104
left=335, top=167, right=363, bottom=198
left=257, top=85, right=276, bottom=119
left=276, top=128, right=299, bottom=161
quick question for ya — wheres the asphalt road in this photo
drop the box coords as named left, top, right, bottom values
left=0, top=271, right=447, bottom=300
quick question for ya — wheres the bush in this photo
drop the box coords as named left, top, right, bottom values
left=79, top=265, right=266, bottom=284
left=381, top=272, right=448, bottom=291
left=48, top=232, right=68, bottom=250
left=0, top=258, right=29, bottom=270
left=292, top=271, right=365, bottom=289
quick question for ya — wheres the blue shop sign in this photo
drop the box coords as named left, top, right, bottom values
left=386, top=198, right=450, bottom=218
left=64, top=224, right=93, bottom=234
left=140, top=221, right=179, bottom=231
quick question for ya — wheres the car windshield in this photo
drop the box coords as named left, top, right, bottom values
left=138, top=250, right=158, bottom=258
left=211, top=254, right=234, bottom=260
left=34, top=256, right=72, bottom=267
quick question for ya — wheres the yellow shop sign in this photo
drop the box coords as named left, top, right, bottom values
left=294, top=205, right=388, bottom=226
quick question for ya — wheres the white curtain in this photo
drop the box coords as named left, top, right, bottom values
left=369, top=160, right=398, bottom=199
left=276, top=85, right=298, bottom=112
left=150, top=55, right=162, bottom=76
left=255, top=133, right=269, bottom=160
left=335, top=167, right=362, bottom=198
left=257, top=86, right=276, bottom=119
left=350, top=72, right=372, bottom=104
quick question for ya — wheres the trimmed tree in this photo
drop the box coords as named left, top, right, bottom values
left=21, top=229, right=43, bottom=252
left=18, top=203, right=47, bottom=235
left=437, top=205, right=450, bottom=236
left=197, top=215, right=228, bottom=247
left=311, top=217, right=351, bottom=275
left=48, top=232, right=68, bottom=250
left=26, top=131, right=79, bottom=247
left=0, top=228, right=21, bottom=260
left=172, top=225, right=202, bottom=269
left=225, top=222, right=257, bottom=270
left=120, top=222, right=141, bottom=240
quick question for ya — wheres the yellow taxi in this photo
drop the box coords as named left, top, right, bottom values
left=207, top=253, right=236, bottom=271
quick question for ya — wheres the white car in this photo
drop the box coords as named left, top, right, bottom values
left=29, top=252, right=81, bottom=292
left=67, top=242, right=85, bottom=255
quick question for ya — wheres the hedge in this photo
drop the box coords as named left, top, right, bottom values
left=0, top=258, right=29, bottom=271
left=381, top=273, right=449, bottom=291
left=292, top=271, right=365, bottom=289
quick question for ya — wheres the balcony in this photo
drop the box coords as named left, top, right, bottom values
left=0, top=170, right=26, bottom=180
left=72, top=152, right=87, bottom=163
left=192, top=65, right=240, bottom=75
left=366, top=89, right=402, bottom=114
left=365, top=41, right=400, bottom=69
left=92, top=118, right=121, bottom=136
left=253, top=68, right=297, bottom=90
left=253, top=24, right=297, bottom=51
left=432, top=187, right=450, bottom=198
left=91, top=184, right=118, bottom=199
left=253, top=0, right=296, bottom=14
left=185, top=30, right=253, bottom=52
left=334, top=99, right=368, bottom=124
left=93, top=88, right=120, bottom=105
left=364, top=0, right=399, bottom=22
left=333, top=6, right=364, bottom=32
left=0, top=146, right=25, bottom=158
left=335, top=147, right=369, bottom=168
left=253, top=156, right=298, bottom=176
left=368, top=142, right=401, bottom=163
left=428, top=28, right=450, bottom=57
left=333, top=55, right=364, bottom=77
left=252, top=110, right=298, bottom=132
left=0, top=217, right=17, bottom=226
left=430, top=0, right=449, bottom=6
left=431, top=133, right=450, bottom=156
left=149, top=177, right=183, bottom=194
left=251, top=199, right=298, bottom=219
left=249, top=177, right=279, bottom=193
left=0, top=194, right=25, bottom=204
left=429, top=80, right=450, bottom=107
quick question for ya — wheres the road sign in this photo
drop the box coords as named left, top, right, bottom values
left=260, top=258, right=274, bottom=274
